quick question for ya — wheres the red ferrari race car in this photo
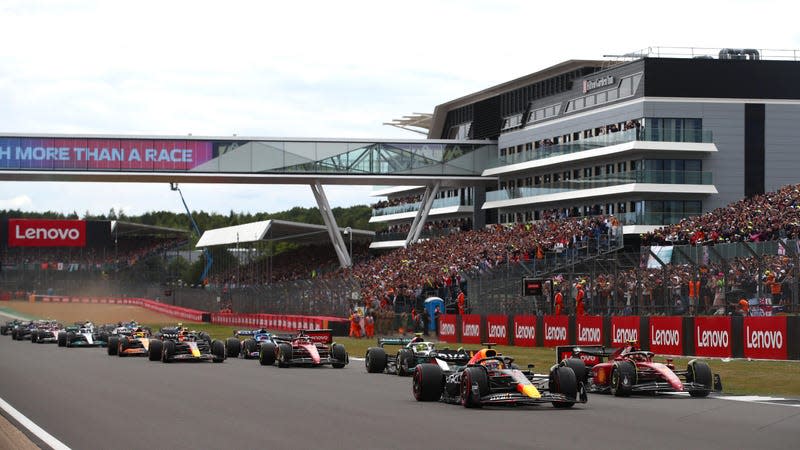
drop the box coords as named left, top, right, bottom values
left=556, top=342, right=722, bottom=397
left=262, top=329, right=348, bottom=368
left=413, top=345, right=587, bottom=408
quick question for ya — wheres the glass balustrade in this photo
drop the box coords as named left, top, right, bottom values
left=372, top=195, right=471, bottom=216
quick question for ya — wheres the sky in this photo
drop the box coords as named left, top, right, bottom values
left=0, top=0, right=798, bottom=216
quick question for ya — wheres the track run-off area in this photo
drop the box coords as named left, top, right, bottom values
left=1, top=312, right=799, bottom=450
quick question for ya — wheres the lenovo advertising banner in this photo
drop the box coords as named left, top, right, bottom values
left=512, top=315, right=537, bottom=347
left=543, top=315, right=569, bottom=347
left=438, top=314, right=457, bottom=343
left=743, top=316, right=787, bottom=360
left=486, top=315, right=509, bottom=345
left=460, top=314, right=482, bottom=345
left=8, top=219, right=86, bottom=247
left=649, top=316, right=684, bottom=355
left=576, top=315, right=603, bottom=345
left=611, top=316, right=641, bottom=346
left=694, top=316, right=732, bottom=358
left=0, top=138, right=213, bottom=171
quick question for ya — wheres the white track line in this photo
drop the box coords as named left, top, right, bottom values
left=0, top=397, right=71, bottom=450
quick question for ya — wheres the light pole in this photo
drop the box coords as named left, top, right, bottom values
left=344, top=227, right=353, bottom=267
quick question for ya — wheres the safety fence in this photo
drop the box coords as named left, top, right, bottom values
left=436, top=314, right=800, bottom=361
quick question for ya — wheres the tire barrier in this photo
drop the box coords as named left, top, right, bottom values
left=436, top=313, right=800, bottom=360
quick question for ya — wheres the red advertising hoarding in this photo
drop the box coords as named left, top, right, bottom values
left=543, top=315, right=569, bottom=347
left=649, top=316, right=684, bottom=355
left=611, top=316, right=640, bottom=346
left=8, top=219, right=86, bottom=247
left=486, top=315, right=509, bottom=345
left=576, top=315, right=603, bottom=345
left=438, top=314, right=457, bottom=343
left=512, top=315, right=537, bottom=347
left=743, top=316, right=787, bottom=360
left=694, top=316, right=732, bottom=358
left=460, top=314, right=482, bottom=345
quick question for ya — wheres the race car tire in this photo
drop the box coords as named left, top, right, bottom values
left=0, top=326, right=7, bottom=335
left=277, top=343, right=293, bottom=368
left=11, top=329, right=17, bottom=340
left=396, top=348, right=414, bottom=376
left=331, top=343, right=348, bottom=368
left=561, top=358, right=588, bottom=385
left=162, top=339, right=176, bottom=363
left=211, top=339, right=226, bottom=363
left=686, top=359, right=712, bottom=397
left=30, top=331, right=38, bottom=343
left=413, top=363, right=443, bottom=402
left=611, top=361, right=636, bottom=397
left=461, top=367, right=488, bottom=408
left=108, top=336, right=119, bottom=355
left=66, top=332, right=75, bottom=348
left=242, top=339, right=257, bottom=359
left=57, top=331, right=66, bottom=347
left=260, top=342, right=277, bottom=366
left=550, top=366, right=578, bottom=408
left=365, top=347, right=387, bottom=373
left=118, top=337, right=130, bottom=357
left=225, top=338, right=241, bottom=359
left=148, top=339, right=163, bottom=361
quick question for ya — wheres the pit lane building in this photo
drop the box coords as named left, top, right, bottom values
left=371, top=47, right=800, bottom=248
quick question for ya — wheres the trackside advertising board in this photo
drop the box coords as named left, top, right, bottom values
left=0, top=138, right=213, bottom=171
left=512, top=315, right=536, bottom=347
left=438, top=315, right=457, bottom=343
left=8, top=219, right=86, bottom=247
left=611, top=316, right=640, bottom=346
left=694, top=316, right=732, bottom=358
left=649, top=316, right=683, bottom=355
left=743, top=316, right=787, bottom=360
left=460, top=314, right=482, bottom=345
left=575, top=315, right=603, bottom=345
left=543, top=315, right=569, bottom=347
left=486, top=315, right=509, bottom=345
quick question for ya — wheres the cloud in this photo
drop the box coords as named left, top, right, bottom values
left=0, top=194, right=33, bottom=210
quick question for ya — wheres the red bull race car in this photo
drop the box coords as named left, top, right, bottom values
left=365, top=335, right=473, bottom=375
left=413, top=345, right=587, bottom=408
left=260, top=329, right=348, bottom=368
left=556, top=342, right=721, bottom=397
left=147, top=325, right=225, bottom=363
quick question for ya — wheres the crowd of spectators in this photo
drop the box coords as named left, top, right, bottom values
left=371, top=194, right=423, bottom=210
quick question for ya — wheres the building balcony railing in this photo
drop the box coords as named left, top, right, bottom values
left=486, top=170, right=714, bottom=202
left=489, top=127, right=713, bottom=168
left=619, top=212, right=701, bottom=227
left=372, top=195, right=472, bottom=217
left=373, top=228, right=464, bottom=242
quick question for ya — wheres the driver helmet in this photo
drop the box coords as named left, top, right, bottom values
left=483, top=359, right=502, bottom=371
left=414, top=343, right=428, bottom=352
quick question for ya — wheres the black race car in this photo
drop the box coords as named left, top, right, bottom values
left=365, top=335, right=473, bottom=375
left=413, top=346, right=587, bottom=408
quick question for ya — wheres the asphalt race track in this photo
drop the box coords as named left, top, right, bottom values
left=1, top=332, right=798, bottom=449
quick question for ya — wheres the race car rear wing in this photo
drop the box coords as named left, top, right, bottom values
left=377, top=337, right=416, bottom=347
left=298, top=329, right=333, bottom=345
left=556, top=345, right=619, bottom=366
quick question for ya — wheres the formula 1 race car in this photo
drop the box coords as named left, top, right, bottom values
left=556, top=342, right=721, bottom=397
left=30, top=320, right=64, bottom=344
left=1, top=319, right=23, bottom=336
left=365, top=335, right=473, bottom=375
left=108, top=326, right=154, bottom=357
left=9, top=321, right=35, bottom=341
left=147, top=326, right=225, bottom=363
left=58, top=322, right=110, bottom=347
left=259, top=329, right=348, bottom=368
left=413, top=345, right=587, bottom=408
left=225, top=328, right=280, bottom=359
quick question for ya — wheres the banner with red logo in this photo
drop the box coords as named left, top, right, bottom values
left=694, top=316, right=732, bottom=358
left=486, top=315, right=508, bottom=345
left=512, top=315, right=537, bottom=347
left=611, top=316, right=640, bottom=346
left=438, top=314, right=457, bottom=343
left=576, top=315, right=603, bottom=345
left=743, top=316, right=787, bottom=360
left=460, top=314, right=482, bottom=345
left=543, top=315, right=569, bottom=347
left=649, top=316, right=684, bottom=355
left=8, top=219, right=86, bottom=247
